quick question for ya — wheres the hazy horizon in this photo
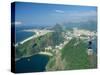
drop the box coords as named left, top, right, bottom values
left=12, top=2, right=97, bottom=26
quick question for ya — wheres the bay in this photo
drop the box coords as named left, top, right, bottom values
left=15, top=54, right=50, bottom=73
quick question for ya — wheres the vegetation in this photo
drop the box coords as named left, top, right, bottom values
left=16, top=23, right=97, bottom=70
left=46, top=38, right=91, bottom=70
left=16, top=24, right=64, bottom=59
left=61, top=38, right=90, bottom=69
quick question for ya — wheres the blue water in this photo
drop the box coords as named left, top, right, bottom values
left=15, top=26, right=50, bottom=73
left=15, top=54, right=50, bottom=73
left=15, top=30, right=34, bottom=43
left=15, top=25, right=46, bottom=43
left=15, top=26, right=35, bottom=43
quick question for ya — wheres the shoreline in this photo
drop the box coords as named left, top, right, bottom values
left=15, top=35, right=34, bottom=47
left=15, top=29, right=53, bottom=47
left=15, top=29, right=54, bottom=61
left=15, top=52, right=53, bottom=61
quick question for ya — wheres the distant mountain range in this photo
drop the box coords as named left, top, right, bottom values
left=63, top=20, right=97, bottom=31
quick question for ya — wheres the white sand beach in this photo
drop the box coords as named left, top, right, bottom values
left=38, top=52, right=53, bottom=56
left=15, top=29, right=53, bottom=46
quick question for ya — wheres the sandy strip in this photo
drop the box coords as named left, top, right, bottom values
left=15, top=29, right=53, bottom=46
left=15, top=35, right=34, bottom=47
left=20, top=36, right=34, bottom=44
left=38, top=52, right=53, bottom=56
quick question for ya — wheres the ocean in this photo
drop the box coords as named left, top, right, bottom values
left=15, top=26, right=35, bottom=43
left=15, top=31, right=34, bottom=43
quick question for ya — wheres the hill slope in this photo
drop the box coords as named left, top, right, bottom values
left=46, top=38, right=96, bottom=71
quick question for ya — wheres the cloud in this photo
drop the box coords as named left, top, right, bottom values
left=68, top=10, right=97, bottom=17
left=55, top=10, right=65, bottom=14
left=12, top=21, right=22, bottom=25
left=15, top=21, right=22, bottom=25
left=50, top=10, right=97, bottom=24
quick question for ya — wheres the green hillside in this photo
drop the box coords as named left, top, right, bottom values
left=16, top=24, right=64, bottom=60
left=61, top=38, right=90, bottom=69
left=46, top=38, right=92, bottom=71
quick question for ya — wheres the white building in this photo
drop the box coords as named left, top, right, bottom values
left=55, top=45, right=62, bottom=50
left=87, top=48, right=93, bottom=56
left=45, top=46, right=52, bottom=51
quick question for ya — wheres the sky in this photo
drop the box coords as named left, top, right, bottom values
left=12, top=2, right=97, bottom=26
